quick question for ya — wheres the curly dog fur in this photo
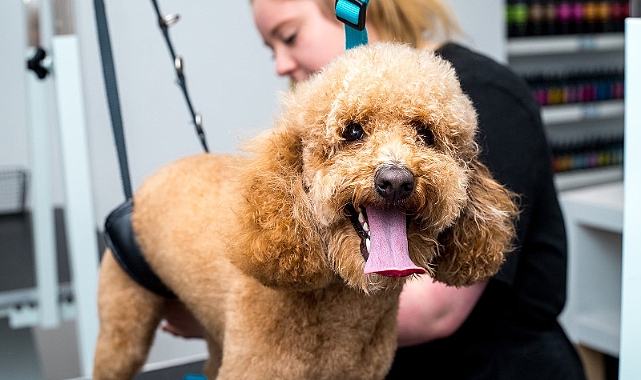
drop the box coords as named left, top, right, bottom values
left=93, top=43, right=517, bottom=380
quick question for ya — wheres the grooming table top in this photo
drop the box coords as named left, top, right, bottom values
left=66, top=359, right=207, bottom=380
left=135, top=359, right=206, bottom=380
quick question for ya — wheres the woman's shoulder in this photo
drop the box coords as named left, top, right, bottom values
left=436, top=43, right=533, bottom=105
left=436, top=43, right=513, bottom=82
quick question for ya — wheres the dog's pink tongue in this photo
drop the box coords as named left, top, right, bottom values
left=363, top=206, right=426, bottom=278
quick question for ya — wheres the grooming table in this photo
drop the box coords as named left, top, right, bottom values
left=0, top=208, right=103, bottom=322
left=0, top=209, right=71, bottom=311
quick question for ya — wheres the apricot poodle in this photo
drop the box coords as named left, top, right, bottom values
left=93, top=42, right=517, bottom=380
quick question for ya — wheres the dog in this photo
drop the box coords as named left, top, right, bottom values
left=93, top=42, right=517, bottom=380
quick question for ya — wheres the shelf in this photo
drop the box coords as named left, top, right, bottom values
left=559, top=181, right=623, bottom=232
left=507, top=33, right=625, bottom=57
left=555, top=165, right=623, bottom=192
left=541, top=99, right=625, bottom=125
left=574, top=310, right=621, bottom=357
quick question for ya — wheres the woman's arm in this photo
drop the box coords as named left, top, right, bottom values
left=396, top=276, right=488, bottom=347
left=161, top=298, right=205, bottom=339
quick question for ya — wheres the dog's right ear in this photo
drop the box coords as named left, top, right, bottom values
left=433, top=159, right=518, bottom=287
left=228, top=126, right=334, bottom=291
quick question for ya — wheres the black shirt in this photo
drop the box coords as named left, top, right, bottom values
left=386, top=43, right=586, bottom=380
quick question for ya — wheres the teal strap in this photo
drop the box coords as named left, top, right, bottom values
left=344, top=24, right=368, bottom=49
left=335, top=0, right=369, bottom=49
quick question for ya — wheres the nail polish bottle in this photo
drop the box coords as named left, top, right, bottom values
left=596, top=0, right=612, bottom=33
left=570, top=0, right=585, bottom=33
left=513, top=0, right=529, bottom=36
left=583, top=0, right=599, bottom=33
left=543, top=0, right=558, bottom=34
left=528, top=0, right=546, bottom=35
left=556, top=0, right=573, bottom=34
left=611, top=1, right=628, bottom=32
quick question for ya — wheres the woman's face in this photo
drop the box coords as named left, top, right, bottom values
left=252, top=0, right=347, bottom=82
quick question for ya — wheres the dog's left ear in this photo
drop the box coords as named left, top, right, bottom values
left=434, top=159, right=518, bottom=287
left=228, top=126, right=334, bottom=291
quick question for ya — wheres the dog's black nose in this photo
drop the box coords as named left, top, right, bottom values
left=374, top=165, right=415, bottom=202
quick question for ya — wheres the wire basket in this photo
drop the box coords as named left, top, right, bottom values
left=0, top=169, right=28, bottom=215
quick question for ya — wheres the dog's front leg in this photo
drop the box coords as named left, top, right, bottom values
left=93, top=250, right=164, bottom=380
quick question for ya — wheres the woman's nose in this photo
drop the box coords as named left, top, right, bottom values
left=274, top=50, right=297, bottom=77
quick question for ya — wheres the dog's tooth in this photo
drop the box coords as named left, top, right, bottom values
left=366, top=238, right=371, bottom=252
left=363, top=222, right=369, bottom=232
left=358, top=211, right=365, bottom=224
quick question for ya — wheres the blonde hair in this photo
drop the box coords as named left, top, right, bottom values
left=316, top=0, right=462, bottom=47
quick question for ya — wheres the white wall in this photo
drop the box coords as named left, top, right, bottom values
left=448, top=0, right=506, bottom=62
left=0, top=1, right=29, bottom=169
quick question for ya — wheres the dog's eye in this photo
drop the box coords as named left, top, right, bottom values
left=417, top=127, right=434, bottom=146
left=342, top=122, right=365, bottom=142
left=412, top=121, right=434, bottom=146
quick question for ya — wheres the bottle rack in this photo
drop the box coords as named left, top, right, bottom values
left=505, top=1, right=628, bottom=190
left=551, top=134, right=624, bottom=172
left=506, top=0, right=630, bottom=38
left=525, top=68, right=624, bottom=107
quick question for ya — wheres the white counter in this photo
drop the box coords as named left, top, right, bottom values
left=559, top=181, right=623, bottom=357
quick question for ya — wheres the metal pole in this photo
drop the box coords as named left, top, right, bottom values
left=24, top=0, right=60, bottom=330
left=50, top=0, right=100, bottom=375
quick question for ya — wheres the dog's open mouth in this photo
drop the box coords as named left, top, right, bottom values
left=346, top=205, right=426, bottom=278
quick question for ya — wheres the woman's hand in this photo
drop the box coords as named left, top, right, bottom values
left=161, top=298, right=206, bottom=339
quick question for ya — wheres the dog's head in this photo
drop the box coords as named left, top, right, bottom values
left=230, top=43, right=517, bottom=293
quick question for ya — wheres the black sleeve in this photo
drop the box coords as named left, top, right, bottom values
left=464, top=80, right=546, bottom=284
left=463, top=77, right=568, bottom=320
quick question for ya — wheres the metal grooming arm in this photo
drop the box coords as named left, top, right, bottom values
left=50, top=0, right=100, bottom=375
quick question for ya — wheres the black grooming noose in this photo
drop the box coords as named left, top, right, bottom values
left=150, top=0, right=209, bottom=153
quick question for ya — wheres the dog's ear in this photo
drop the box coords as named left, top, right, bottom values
left=229, top=126, right=334, bottom=291
left=434, top=159, right=518, bottom=287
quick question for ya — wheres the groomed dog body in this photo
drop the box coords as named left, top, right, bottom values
left=93, top=43, right=517, bottom=380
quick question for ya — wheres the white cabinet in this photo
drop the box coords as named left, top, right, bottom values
left=559, top=182, right=623, bottom=357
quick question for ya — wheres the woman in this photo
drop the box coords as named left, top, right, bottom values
left=165, top=1, right=587, bottom=378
